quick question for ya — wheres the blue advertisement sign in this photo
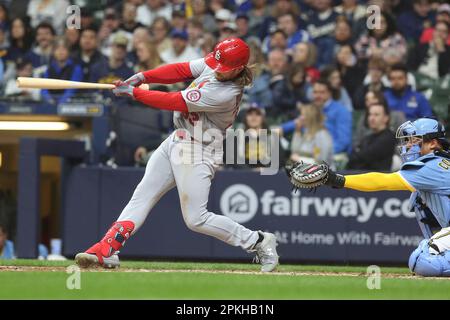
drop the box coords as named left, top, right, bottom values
left=212, top=171, right=421, bottom=263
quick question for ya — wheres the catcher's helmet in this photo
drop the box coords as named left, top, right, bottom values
left=396, top=118, right=448, bottom=162
left=205, top=37, right=250, bottom=73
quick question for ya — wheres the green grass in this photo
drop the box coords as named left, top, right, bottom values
left=1, top=259, right=449, bottom=299
left=0, top=259, right=409, bottom=273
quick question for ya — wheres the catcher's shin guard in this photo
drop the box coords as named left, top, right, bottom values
left=409, top=239, right=450, bottom=277
left=78, top=220, right=135, bottom=267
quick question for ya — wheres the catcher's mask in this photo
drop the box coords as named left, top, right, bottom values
left=396, top=118, right=448, bottom=163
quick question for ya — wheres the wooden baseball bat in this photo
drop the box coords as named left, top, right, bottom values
left=16, top=77, right=150, bottom=90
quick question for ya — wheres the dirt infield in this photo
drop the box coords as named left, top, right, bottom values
left=0, top=265, right=445, bottom=280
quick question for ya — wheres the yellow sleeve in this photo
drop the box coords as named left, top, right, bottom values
left=344, top=172, right=415, bottom=192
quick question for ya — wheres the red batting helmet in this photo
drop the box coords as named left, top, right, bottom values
left=204, top=37, right=250, bottom=73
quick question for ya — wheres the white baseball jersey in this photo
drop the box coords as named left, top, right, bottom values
left=175, top=58, right=243, bottom=146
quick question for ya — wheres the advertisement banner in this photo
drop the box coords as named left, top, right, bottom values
left=212, top=171, right=421, bottom=263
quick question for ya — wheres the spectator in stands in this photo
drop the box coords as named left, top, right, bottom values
left=281, top=80, right=352, bottom=155
left=151, top=17, right=172, bottom=55
left=228, top=104, right=282, bottom=170
left=90, top=33, right=134, bottom=100
left=276, top=12, right=310, bottom=53
left=334, top=0, right=367, bottom=27
left=0, top=223, right=13, bottom=259
left=27, top=22, right=55, bottom=68
left=171, top=8, right=187, bottom=31
left=409, top=21, right=450, bottom=80
left=354, top=90, right=386, bottom=145
left=119, top=2, right=144, bottom=34
left=160, top=29, right=201, bottom=63
left=291, top=41, right=320, bottom=82
left=0, top=223, right=48, bottom=260
left=80, top=7, right=96, bottom=30
left=191, top=0, right=216, bottom=34
left=333, top=17, right=354, bottom=55
left=27, top=0, right=70, bottom=34
left=0, top=4, right=8, bottom=31
left=290, top=103, right=334, bottom=166
left=214, top=9, right=233, bottom=37
left=247, top=0, right=271, bottom=38
left=4, top=59, right=40, bottom=100
left=0, top=18, right=7, bottom=42
left=354, top=11, right=407, bottom=66
left=134, top=144, right=158, bottom=167
left=136, top=0, right=172, bottom=27
left=304, top=0, right=338, bottom=66
left=320, top=66, right=353, bottom=112
left=218, top=21, right=239, bottom=42
left=187, top=18, right=204, bottom=54
left=286, top=63, right=313, bottom=107
left=384, top=64, right=433, bottom=120
left=199, top=32, right=216, bottom=57
left=64, top=28, right=80, bottom=52
left=312, top=79, right=352, bottom=155
left=5, top=17, right=33, bottom=63
left=347, top=102, right=396, bottom=171
left=397, top=0, right=435, bottom=46
left=270, top=0, right=301, bottom=22
left=354, top=89, right=406, bottom=147
left=235, top=0, right=252, bottom=14
left=135, top=39, right=163, bottom=72
left=209, top=0, right=226, bottom=14
left=420, top=3, right=450, bottom=45
left=237, top=104, right=268, bottom=169
left=0, top=25, right=7, bottom=54
left=248, top=48, right=291, bottom=117
left=335, top=44, right=365, bottom=104
left=242, top=39, right=265, bottom=106
left=366, top=0, right=396, bottom=15
left=236, top=13, right=260, bottom=44
left=41, top=37, right=83, bottom=105
left=353, top=57, right=387, bottom=110
left=99, top=8, right=122, bottom=56
left=130, top=26, right=151, bottom=63
left=223, top=21, right=238, bottom=41
left=263, top=28, right=288, bottom=54
left=74, top=27, right=106, bottom=82
left=247, top=49, right=274, bottom=109
left=259, top=0, right=301, bottom=41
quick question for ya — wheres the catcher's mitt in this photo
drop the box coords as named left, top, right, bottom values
left=285, top=161, right=329, bottom=190
left=285, top=160, right=345, bottom=190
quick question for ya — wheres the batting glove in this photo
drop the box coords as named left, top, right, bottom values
left=124, top=72, right=145, bottom=86
left=112, top=80, right=134, bottom=98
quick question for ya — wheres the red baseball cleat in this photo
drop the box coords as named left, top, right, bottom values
left=75, top=220, right=135, bottom=269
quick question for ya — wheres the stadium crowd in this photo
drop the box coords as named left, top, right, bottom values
left=0, top=0, right=448, bottom=172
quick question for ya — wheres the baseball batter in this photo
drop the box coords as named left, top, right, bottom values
left=75, top=38, right=279, bottom=272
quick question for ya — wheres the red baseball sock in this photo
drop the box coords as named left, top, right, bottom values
left=85, top=220, right=135, bottom=263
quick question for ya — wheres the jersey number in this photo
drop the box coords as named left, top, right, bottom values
left=438, top=159, right=450, bottom=170
left=182, top=112, right=200, bottom=126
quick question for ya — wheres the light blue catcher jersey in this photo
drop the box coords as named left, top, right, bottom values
left=399, top=153, right=450, bottom=237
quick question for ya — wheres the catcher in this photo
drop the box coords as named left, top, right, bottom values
left=286, top=118, right=450, bottom=277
